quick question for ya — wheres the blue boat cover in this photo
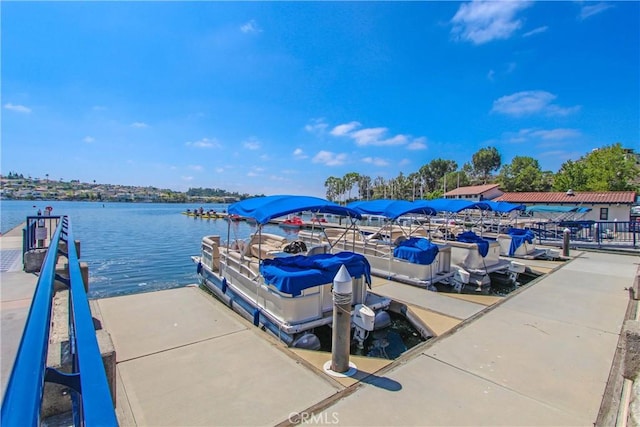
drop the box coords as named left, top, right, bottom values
left=393, top=237, right=439, bottom=265
left=525, top=205, right=592, bottom=213
left=507, top=228, right=535, bottom=257
left=484, top=201, right=525, bottom=213
left=229, top=195, right=362, bottom=225
left=259, top=252, right=371, bottom=296
left=456, top=231, right=489, bottom=257
left=347, top=200, right=437, bottom=220
left=421, top=198, right=492, bottom=213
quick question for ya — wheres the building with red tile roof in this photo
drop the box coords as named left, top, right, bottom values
left=495, top=191, right=637, bottom=221
left=443, top=184, right=503, bottom=201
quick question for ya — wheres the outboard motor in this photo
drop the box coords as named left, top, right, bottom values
left=352, top=304, right=375, bottom=349
left=508, top=261, right=526, bottom=284
left=452, top=269, right=490, bottom=293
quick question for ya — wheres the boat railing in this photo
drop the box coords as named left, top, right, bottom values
left=2, top=216, right=118, bottom=426
left=529, top=220, right=638, bottom=249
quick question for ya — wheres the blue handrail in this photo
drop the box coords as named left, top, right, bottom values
left=2, top=216, right=118, bottom=426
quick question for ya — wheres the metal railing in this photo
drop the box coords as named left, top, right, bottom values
left=529, top=220, right=638, bottom=249
left=23, top=215, right=62, bottom=255
left=2, top=216, right=118, bottom=426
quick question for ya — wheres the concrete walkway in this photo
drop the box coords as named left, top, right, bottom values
left=1, top=221, right=638, bottom=425
left=0, top=223, right=39, bottom=396
left=96, top=250, right=637, bottom=426
left=316, top=251, right=638, bottom=426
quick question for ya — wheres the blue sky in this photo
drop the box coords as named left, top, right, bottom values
left=2, top=1, right=638, bottom=197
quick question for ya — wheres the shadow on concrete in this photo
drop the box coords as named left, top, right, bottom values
left=353, top=370, right=402, bottom=391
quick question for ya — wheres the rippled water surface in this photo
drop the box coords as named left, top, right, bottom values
left=1, top=200, right=296, bottom=298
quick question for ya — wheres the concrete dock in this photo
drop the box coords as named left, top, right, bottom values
left=1, top=223, right=639, bottom=425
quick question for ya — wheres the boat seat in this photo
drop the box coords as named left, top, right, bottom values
left=248, top=233, right=289, bottom=259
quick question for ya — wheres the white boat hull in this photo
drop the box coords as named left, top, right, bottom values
left=195, top=235, right=390, bottom=342
left=496, top=234, right=548, bottom=259
left=299, top=230, right=454, bottom=287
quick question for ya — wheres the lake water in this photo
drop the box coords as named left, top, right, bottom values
left=1, top=200, right=298, bottom=299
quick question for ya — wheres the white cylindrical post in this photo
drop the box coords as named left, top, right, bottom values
left=331, top=264, right=352, bottom=373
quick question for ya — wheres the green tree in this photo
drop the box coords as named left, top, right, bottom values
left=472, top=146, right=501, bottom=184
left=358, top=175, right=372, bottom=200
left=418, top=159, right=458, bottom=193
left=408, top=172, right=421, bottom=200
left=324, top=176, right=341, bottom=202
left=583, top=143, right=639, bottom=191
left=372, top=176, right=387, bottom=199
left=498, top=156, right=551, bottom=192
left=553, top=143, right=638, bottom=191
left=342, top=172, right=360, bottom=203
left=443, top=170, right=470, bottom=191
left=552, top=160, right=587, bottom=191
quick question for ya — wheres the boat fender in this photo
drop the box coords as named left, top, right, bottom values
left=253, top=308, right=260, bottom=326
left=196, top=262, right=202, bottom=275
left=221, top=277, right=228, bottom=294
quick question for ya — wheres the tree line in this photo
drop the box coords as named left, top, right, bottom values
left=324, top=143, right=639, bottom=203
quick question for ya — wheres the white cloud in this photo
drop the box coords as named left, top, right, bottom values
left=399, top=159, right=411, bottom=166
left=181, top=176, right=194, bottom=182
left=215, top=167, right=225, bottom=173
left=407, top=138, right=427, bottom=150
left=243, top=138, right=261, bottom=150
left=523, top=26, right=548, bottom=37
left=131, top=122, right=148, bottom=128
left=186, top=138, right=220, bottom=148
left=531, top=128, right=581, bottom=140
left=579, top=2, right=612, bottom=20
left=312, top=151, right=347, bottom=166
left=505, top=128, right=581, bottom=144
left=491, top=90, right=580, bottom=117
left=487, top=69, right=495, bottom=81
left=4, top=103, right=31, bottom=113
left=83, top=136, right=95, bottom=143
left=330, top=121, right=361, bottom=136
left=351, top=128, right=408, bottom=147
left=188, top=165, right=203, bottom=172
left=305, top=118, right=328, bottom=135
left=330, top=120, right=425, bottom=148
left=293, top=148, right=308, bottom=159
left=240, top=19, right=262, bottom=34
left=451, top=0, right=532, bottom=45
left=362, top=157, right=389, bottom=167
left=330, top=121, right=420, bottom=147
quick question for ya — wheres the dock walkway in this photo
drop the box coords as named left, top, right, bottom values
left=1, top=223, right=639, bottom=425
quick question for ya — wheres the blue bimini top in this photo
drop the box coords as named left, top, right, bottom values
left=229, top=195, right=362, bottom=225
left=347, top=199, right=437, bottom=220
left=456, top=231, right=489, bottom=257
left=259, top=252, right=371, bottom=296
left=393, top=237, right=439, bottom=265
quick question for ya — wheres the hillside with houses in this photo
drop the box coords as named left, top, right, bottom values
left=0, top=174, right=244, bottom=203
